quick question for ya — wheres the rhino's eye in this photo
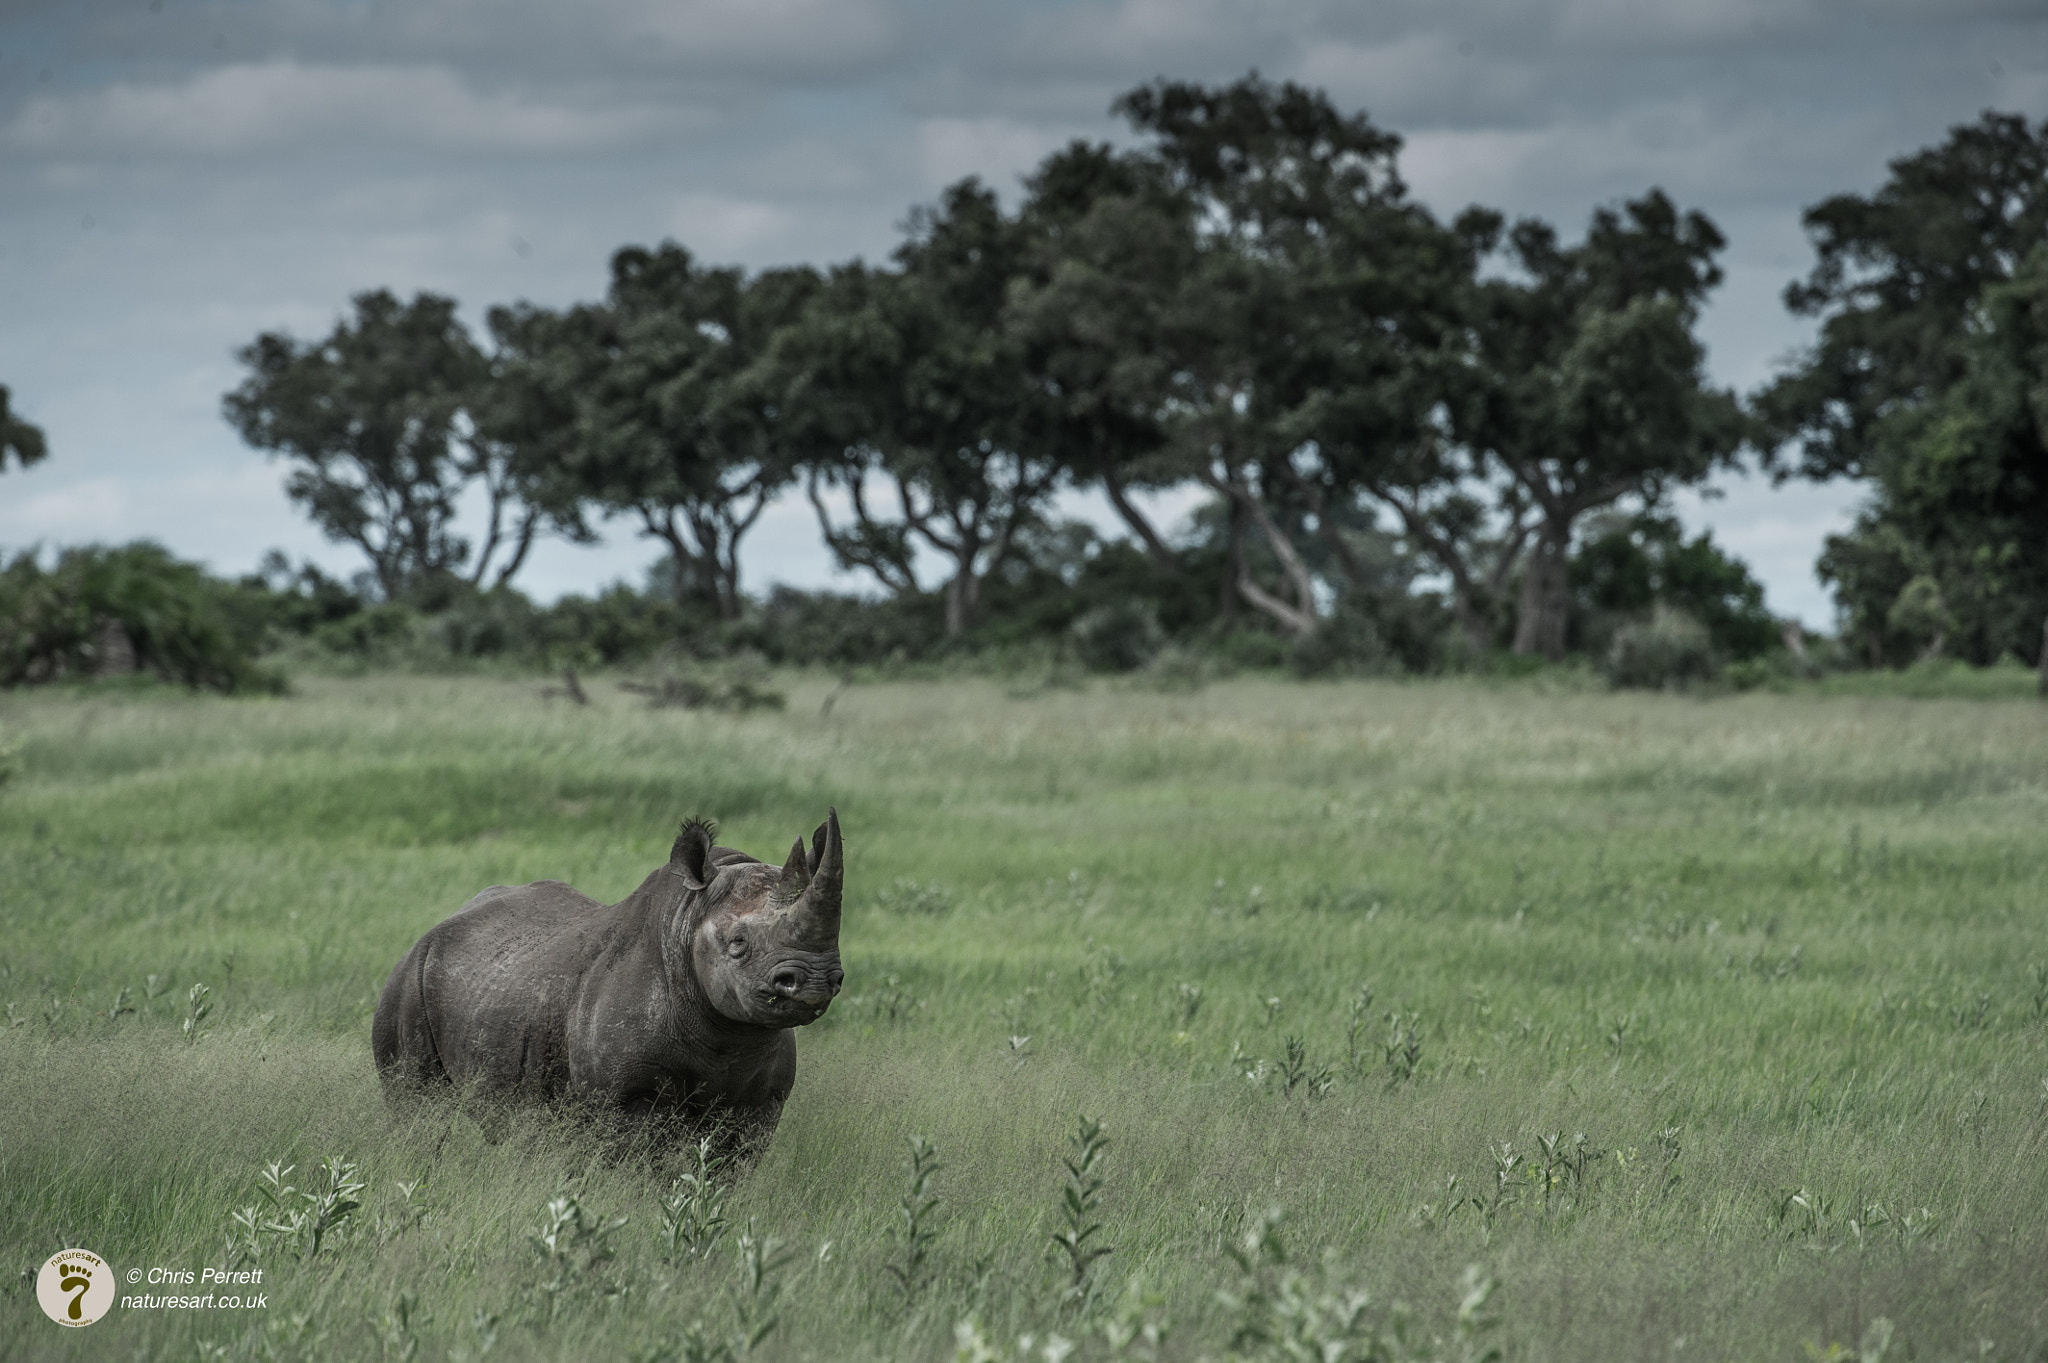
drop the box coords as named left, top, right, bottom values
left=725, top=936, right=748, bottom=959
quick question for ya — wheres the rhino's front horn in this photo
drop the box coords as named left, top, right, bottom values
left=798, top=807, right=843, bottom=929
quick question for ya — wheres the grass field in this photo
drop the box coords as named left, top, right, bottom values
left=3, top=672, right=2046, bottom=1362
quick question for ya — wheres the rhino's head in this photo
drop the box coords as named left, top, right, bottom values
left=673, top=809, right=846, bottom=1029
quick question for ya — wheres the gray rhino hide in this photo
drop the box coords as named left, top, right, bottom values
left=372, top=810, right=845, bottom=1155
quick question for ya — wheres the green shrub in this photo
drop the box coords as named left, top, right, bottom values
left=1287, top=598, right=1389, bottom=677
left=1069, top=600, right=1166, bottom=673
left=1603, top=606, right=1718, bottom=690
left=0, top=542, right=285, bottom=694
left=307, top=602, right=419, bottom=662
left=540, top=585, right=689, bottom=666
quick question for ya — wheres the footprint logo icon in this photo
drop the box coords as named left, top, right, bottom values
left=36, top=1250, right=114, bottom=1327
left=59, top=1263, right=91, bottom=1319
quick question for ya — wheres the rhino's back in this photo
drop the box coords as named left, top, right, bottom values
left=374, top=878, right=640, bottom=1094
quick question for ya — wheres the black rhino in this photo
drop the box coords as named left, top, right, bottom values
left=371, top=810, right=846, bottom=1154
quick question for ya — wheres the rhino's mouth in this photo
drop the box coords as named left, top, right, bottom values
left=755, top=990, right=833, bottom=1024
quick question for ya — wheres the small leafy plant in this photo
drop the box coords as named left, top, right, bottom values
left=659, top=1138, right=731, bottom=1263
left=1049, top=1116, right=1113, bottom=1306
left=1383, top=1011, right=1422, bottom=1088
left=528, top=1194, right=629, bottom=1321
left=886, top=1136, right=943, bottom=1307
left=182, top=981, right=212, bottom=1045
left=1276, top=1037, right=1333, bottom=1098
left=226, top=1155, right=367, bottom=1265
left=1344, top=984, right=1375, bottom=1076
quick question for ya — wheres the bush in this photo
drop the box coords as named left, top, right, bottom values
left=540, top=586, right=690, bottom=666
left=1069, top=600, right=1166, bottom=673
left=0, top=543, right=285, bottom=694
left=306, top=602, right=419, bottom=663
left=1287, top=598, right=1388, bottom=677
left=1132, top=644, right=1212, bottom=692
left=735, top=588, right=947, bottom=668
left=1604, top=606, right=1718, bottom=690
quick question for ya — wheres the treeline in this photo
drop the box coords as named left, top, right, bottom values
left=215, top=73, right=1780, bottom=680
left=6, top=80, right=2046, bottom=693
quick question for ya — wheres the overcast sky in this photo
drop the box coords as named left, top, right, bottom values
left=3, top=0, right=2045, bottom=626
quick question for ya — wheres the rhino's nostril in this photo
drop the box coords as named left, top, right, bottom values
left=771, top=966, right=802, bottom=996
left=827, top=968, right=845, bottom=995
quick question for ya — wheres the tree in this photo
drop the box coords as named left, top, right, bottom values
left=1008, top=141, right=1190, bottom=573
left=1, top=385, right=48, bottom=476
left=547, top=245, right=821, bottom=620
left=1291, top=205, right=1517, bottom=654
left=1756, top=111, right=2048, bottom=481
left=1076, top=75, right=1374, bottom=636
left=1760, top=112, right=2048, bottom=668
left=1106, top=74, right=1502, bottom=641
left=1817, top=245, right=2048, bottom=665
left=463, top=304, right=599, bottom=590
left=1464, top=193, right=1746, bottom=658
left=778, top=181, right=1062, bottom=636
left=225, top=291, right=520, bottom=600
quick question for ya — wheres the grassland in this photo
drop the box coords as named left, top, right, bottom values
left=2, top=672, right=2046, bottom=1362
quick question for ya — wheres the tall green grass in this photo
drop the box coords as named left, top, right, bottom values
left=2, top=674, right=2046, bottom=1360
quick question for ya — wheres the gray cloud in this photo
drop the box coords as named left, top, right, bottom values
left=6, top=60, right=688, bottom=155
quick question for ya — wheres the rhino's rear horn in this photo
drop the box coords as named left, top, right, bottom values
left=800, top=807, right=843, bottom=924
left=806, top=818, right=828, bottom=879
left=775, top=837, right=810, bottom=898
left=670, top=816, right=716, bottom=891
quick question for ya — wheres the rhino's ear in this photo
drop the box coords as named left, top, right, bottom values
left=775, top=837, right=810, bottom=899
left=670, top=816, right=717, bottom=891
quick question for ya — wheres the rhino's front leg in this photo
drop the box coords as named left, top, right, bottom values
left=716, top=1096, right=784, bottom=1173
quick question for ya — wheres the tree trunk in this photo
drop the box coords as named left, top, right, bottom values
left=1511, top=525, right=1571, bottom=660
left=1219, top=499, right=1244, bottom=624
left=491, top=508, right=540, bottom=590
left=1449, top=578, right=1490, bottom=656
left=1204, top=469, right=1319, bottom=637
left=1238, top=488, right=1319, bottom=630
left=1103, top=473, right=1179, bottom=572
left=943, top=562, right=979, bottom=636
left=1236, top=574, right=1316, bottom=636
left=1379, top=495, right=1489, bottom=654
left=2038, top=612, right=2048, bottom=698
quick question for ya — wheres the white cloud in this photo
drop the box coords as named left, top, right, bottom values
left=5, top=61, right=673, bottom=156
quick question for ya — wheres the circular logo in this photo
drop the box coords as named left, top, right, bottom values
left=36, top=1249, right=115, bottom=1327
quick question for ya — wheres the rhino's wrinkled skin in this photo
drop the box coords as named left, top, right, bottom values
left=372, top=810, right=846, bottom=1153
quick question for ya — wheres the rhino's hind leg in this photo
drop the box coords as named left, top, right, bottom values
left=371, top=940, right=450, bottom=1097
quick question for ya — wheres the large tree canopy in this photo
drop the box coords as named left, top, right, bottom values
left=530, top=244, right=819, bottom=620
left=1758, top=111, right=2048, bottom=481
left=1104, top=73, right=1467, bottom=638
left=225, top=291, right=517, bottom=600
left=1466, top=192, right=1746, bottom=658
left=774, top=180, right=1062, bottom=635
left=1766, top=111, right=2048, bottom=667
left=1818, top=245, right=2048, bottom=665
